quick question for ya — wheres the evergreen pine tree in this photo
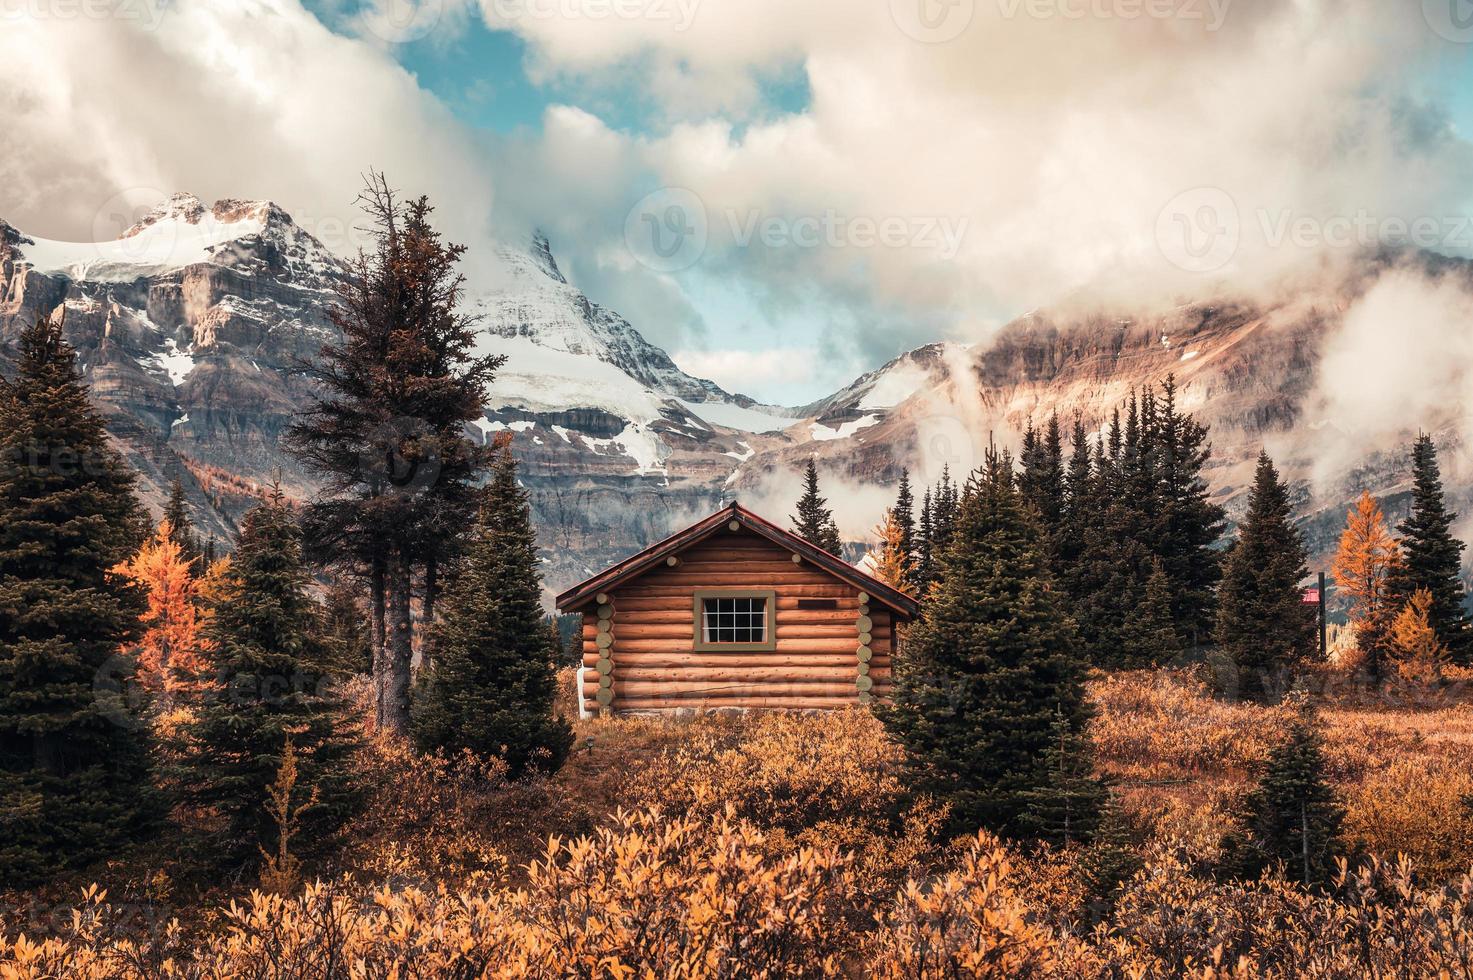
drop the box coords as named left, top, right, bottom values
left=412, top=443, right=573, bottom=776
left=791, top=458, right=843, bottom=554
left=1119, top=559, right=1183, bottom=668
left=1016, top=708, right=1108, bottom=846
left=0, top=311, right=155, bottom=885
left=1077, top=794, right=1145, bottom=917
left=316, top=576, right=372, bottom=677
left=162, top=477, right=202, bottom=567
left=287, top=173, right=502, bottom=735
left=932, top=466, right=959, bottom=553
left=916, top=488, right=935, bottom=593
left=179, top=487, right=360, bottom=863
left=1153, top=376, right=1226, bottom=647
left=1223, top=709, right=1345, bottom=886
left=1018, top=415, right=1067, bottom=562
left=1386, top=434, right=1471, bottom=663
left=883, top=450, right=1092, bottom=835
left=1215, top=452, right=1315, bottom=700
left=893, top=469, right=916, bottom=582
left=1057, top=417, right=1095, bottom=593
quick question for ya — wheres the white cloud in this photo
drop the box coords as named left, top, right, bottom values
left=0, top=0, right=494, bottom=262
left=670, top=346, right=818, bottom=401
left=4, top=0, right=1473, bottom=407
left=478, top=0, right=1473, bottom=356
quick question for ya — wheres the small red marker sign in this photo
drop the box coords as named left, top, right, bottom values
left=1302, top=588, right=1320, bottom=604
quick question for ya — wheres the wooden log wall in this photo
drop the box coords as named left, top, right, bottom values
left=579, top=528, right=896, bottom=714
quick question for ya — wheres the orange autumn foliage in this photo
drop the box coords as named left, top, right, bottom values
left=1331, top=491, right=1401, bottom=665
left=1389, top=588, right=1447, bottom=684
left=868, top=508, right=915, bottom=595
left=112, top=520, right=210, bottom=700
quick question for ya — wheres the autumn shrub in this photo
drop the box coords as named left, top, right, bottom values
left=865, top=831, right=1074, bottom=978
left=1342, top=756, right=1473, bottom=882
left=333, top=734, right=517, bottom=888
left=1090, top=671, right=1290, bottom=781
left=1, top=808, right=859, bottom=979
left=623, top=707, right=947, bottom=895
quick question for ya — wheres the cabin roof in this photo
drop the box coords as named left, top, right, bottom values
left=555, top=502, right=921, bottom=619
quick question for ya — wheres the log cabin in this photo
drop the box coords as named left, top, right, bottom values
left=556, top=502, right=919, bottom=716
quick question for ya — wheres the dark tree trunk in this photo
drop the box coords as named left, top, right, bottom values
left=370, top=555, right=388, bottom=731
left=382, top=549, right=414, bottom=735
left=424, top=553, right=438, bottom=627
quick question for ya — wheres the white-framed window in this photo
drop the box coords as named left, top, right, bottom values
left=692, top=589, right=777, bottom=651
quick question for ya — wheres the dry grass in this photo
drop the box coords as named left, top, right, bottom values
left=7, top=669, right=1473, bottom=977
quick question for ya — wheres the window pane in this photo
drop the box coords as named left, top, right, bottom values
left=702, top=595, right=767, bottom=644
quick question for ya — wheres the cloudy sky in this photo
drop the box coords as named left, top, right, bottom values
left=2, top=0, right=1472, bottom=403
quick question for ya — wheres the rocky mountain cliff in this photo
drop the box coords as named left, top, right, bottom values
left=4, top=195, right=1471, bottom=596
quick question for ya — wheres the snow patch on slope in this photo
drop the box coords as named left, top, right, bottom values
left=584, top=423, right=669, bottom=476
left=18, top=210, right=266, bottom=283
left=676, top=399, right=801, bottom=433
left=148, top=338, right=197, bottom=387
left=482, top=336, right=669, bottom=423
left=810, top=415, right=881, bottom=441
left=857, top=359, right=932, bottom=410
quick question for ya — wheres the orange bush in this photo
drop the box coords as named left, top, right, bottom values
left=623, top=707, right=947, bottom=894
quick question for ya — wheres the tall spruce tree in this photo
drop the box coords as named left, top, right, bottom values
left=792, top=458, right=843, bottom=554
left=412, top=443, right=573, bottom=776
left=1215, top=452, right=1315, bottom=700
left=1387, top=435, right=1471, bottom=664
left=916, top=488, right=935, bottom=592
left=1222, top=709, right=1345, bottom=886
left=1016, top=708, right=1108, bottom=846
left=288, top=173, right=502, bottom=734
left=162, top=477, right=202, bottom=567
left=316, top=576, right=373, bottom=677
left=931, top=466, right=959, bottom=555
left=1119, top=559, right=1183, bottom=668
left=179, top=487, right=360, bottom=863
left=0, top=311, right=155, bottom=885
left=883, top=450, right=1092, bottom=836
left=1153, top=376, right=1226, bottom=646
left=894, top=469, right=916, bottom=584
left=1019, top=415, right=1067, bottom=562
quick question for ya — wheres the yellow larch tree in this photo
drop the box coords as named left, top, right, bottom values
left=113, top=519, right=211, bottom=705
left=869, top=508, right=916, bottom=596
left=1331, top=491, right=1402, bottom=676
left=1390, top=588, right=1447, bottom=684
